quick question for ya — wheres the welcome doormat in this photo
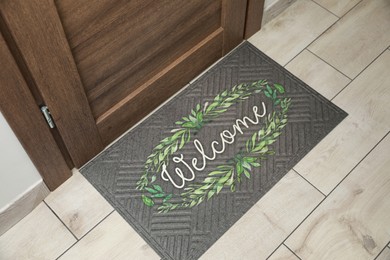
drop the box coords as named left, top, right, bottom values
left=80, top=42, right=347, bottom=259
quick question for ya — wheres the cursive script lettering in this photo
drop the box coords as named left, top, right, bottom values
left=161, top=103, right=266, bottom=188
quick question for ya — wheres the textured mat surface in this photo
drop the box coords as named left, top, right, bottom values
left=80, top=42, right=347, bottom=260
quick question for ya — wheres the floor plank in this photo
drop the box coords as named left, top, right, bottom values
left=376, top=247, right=390, bottom=260
left=308, top=0, right=390, bottom=78
left=294, top=50, right=390, bottom=194
left=200, top=171, right=323, bottom=259
left=268, top=244, right=299, bottom=260
left=285, top=49, right=350, bottom=100
left=332, top=50, right=390, bottom=127
left=45, top=171, right=113, bottom=238
left=249, top=0, right=337, bottom=66
left=0, top=203, right=76, bottom=260
left=58, top=212, right=159, bottom=260
left=286, top=134, right=390, bottom=259
left=294, top=116, right=387, bottom=195
left=313, top=0, right=361, bottom=17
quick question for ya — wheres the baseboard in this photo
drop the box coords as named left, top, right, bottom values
left=0, top=180, right=50, bottom=236
left=262, top=0, right=297, bottom=25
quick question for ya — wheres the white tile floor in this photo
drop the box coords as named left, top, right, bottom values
left=1, top=0, right=390, bottom=259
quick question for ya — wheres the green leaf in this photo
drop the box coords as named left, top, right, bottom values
left=197, top=197, right=204, bottom=205
left=258, top=129, right=265, bottom=137
left=272, top=132, right=282, bottom=138
left=171, top=141, right=178, bottom=154
left=209, top=170, right=226, bottom=176
left=142, top=195, right=154, bottom=207
left=153, top=184, right=163, bottom=192
left=225, top=176, right=233, bottom=186
left=264, top=91, right=271, bottom=98
left=196, top=103, right=200, bottom=111
left=259, top=146, right=269, bottom=153
left=196, top=112, right=203, bottom=123
left=216, top=184, right=224, bottom=194
left=242, top=161, right=251, bottom=171
left=207, top=190, right=215, bottom=200
left=266, top=84, right=272, bottom=93
left=251, top=162, right=261, bottom=167
left=204, top=177, right=216, bottom=183
left=251, top=132, right=257, bottom=150
left=217, top=171, right=231, bottom=184
left=189, top=115, right=197, bottom=123
left=236, top=162, right=243, bottom=175
left=190, top=200, right=197, bottom=207
left=145, top=187, right=158, bottom=194
left=193, top=188, right=204, bottom=195
left=151, top=175, right=157, bottom=183
left=243, top=157, right=256, bottom=163
left=152, top=193, right=165, bottom=198
left=158, top=152, right=164, bottom=162
left=246, top=138, right=252, bottom=152
left=274, top=83, right=285, bottom=93
left=182, top=122, right=194, bottom=128
left=180, top=133, right=186, bottom=149
left=163, top=194, right=172, bottom=203
left=243, top=169, right=251, bottom=179
left=172, top=129, right=185, bottom=140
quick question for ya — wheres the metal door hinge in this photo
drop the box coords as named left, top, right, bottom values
left=40, top=106, right=56, bottom=129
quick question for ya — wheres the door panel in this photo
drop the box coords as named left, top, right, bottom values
left=57, top=0, right=222, bottom=120
left=0, top=0, right=263, bottom=169
left=97, top=28, right=223, bottom=144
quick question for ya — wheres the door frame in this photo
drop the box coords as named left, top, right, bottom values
left=0, top=0, right=264, bottom=190
left=0, top=32, right=71, bottom=190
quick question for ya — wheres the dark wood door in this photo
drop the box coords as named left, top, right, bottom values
left=0, top=0, right=263, bottom=172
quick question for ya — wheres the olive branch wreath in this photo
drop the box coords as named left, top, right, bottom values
left=135, top=80, right=291, bottom=213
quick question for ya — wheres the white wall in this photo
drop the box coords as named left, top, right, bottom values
left=0, top=112, right=42, bottom=209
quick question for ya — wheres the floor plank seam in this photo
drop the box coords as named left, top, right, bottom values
left=310, top=0, right=340, bottom=18
left=284, top=243, right=302, bottom=260
left=374, top=243, right=390, bottom=260
left=282, top=0, right=366, bottom=69
left=269, top=195, right=326, bottom=258
left=331, top=47, right=390, bottom=102
left=284, top=0, right=363, bottom=75
left=43, top=201, right=78, bottom=241
left=54, top=209, right=115, bottom=260
left=306, top=48, right=352, bottom=81
left=266, top=244, right=283, bottom=259
left=279, top=131, right=390, bottom=257
left=76, top=209, right=115, bottom=241
left=282, top=15, right=339, bottom=68
left=54, top=239, right=78, bottom=260
left=292, top=169, right=327, bottom=197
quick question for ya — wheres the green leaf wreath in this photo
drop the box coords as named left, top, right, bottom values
left=136, top=80, right=291, bottom=212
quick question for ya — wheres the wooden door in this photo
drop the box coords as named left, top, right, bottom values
left=0, top=0, right=264, bottom=172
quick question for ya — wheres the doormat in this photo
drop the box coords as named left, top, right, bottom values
left=80, top=42, right=347, bottom=260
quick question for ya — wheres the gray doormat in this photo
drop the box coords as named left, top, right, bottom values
left=80, top=42, right=347, bottom=260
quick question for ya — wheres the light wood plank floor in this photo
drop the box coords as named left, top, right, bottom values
left=1, top=0, right=389, bottom=259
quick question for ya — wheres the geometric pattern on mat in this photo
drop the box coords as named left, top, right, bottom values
left=81, top=42, right=347, bottom=260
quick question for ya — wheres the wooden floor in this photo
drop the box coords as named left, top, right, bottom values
left=1, top=0, right=390, bottom=259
